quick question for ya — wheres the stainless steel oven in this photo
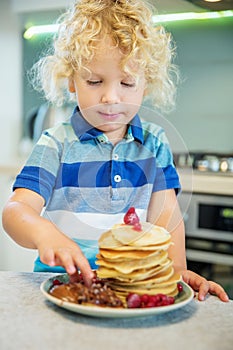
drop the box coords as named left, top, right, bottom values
left=178, top=192, right=233, bottom=266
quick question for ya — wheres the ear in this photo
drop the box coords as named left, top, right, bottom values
left=143, top=87, right=148, bottom=97
left=68, top=78, right=76, bottom=93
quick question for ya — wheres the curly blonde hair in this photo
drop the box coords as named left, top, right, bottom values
left=31, top=0, right=178, bottom=111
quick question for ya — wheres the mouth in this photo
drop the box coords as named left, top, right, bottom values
left=98, top=111, right=122, bottom=121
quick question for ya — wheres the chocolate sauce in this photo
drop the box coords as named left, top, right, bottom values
left=49, top=279, right=123, bottom=308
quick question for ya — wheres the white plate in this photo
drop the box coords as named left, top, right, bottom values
left=40, top=274, right=194, bottom=318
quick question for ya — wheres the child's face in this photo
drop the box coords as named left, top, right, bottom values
left=69, top=37, right=146, bottom=143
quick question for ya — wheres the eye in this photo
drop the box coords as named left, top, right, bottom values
left=121, top=81, right=136, bottom=88
left=86, top=80, right=102, bottom=86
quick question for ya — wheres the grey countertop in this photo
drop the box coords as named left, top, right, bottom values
left=0, top=271, right=233, bottom=350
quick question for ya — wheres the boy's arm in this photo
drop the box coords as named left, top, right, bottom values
left=2, top=188, right=93, bottom=285
left=147, top=189, right=229, bottom=302
left=147, top=189, right=187, bottom=272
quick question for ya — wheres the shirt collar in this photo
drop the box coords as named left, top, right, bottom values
left=71, top=106, right=144, bottom=144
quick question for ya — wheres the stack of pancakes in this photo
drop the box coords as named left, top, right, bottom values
left=96, top=222, right=181, bottom=301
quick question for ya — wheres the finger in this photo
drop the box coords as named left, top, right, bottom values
left=72, top=253, right=94, bottom=287
left=218, top=291, right=229, bottom=302
left=40, top=248, right=56, bottom=267
left=208, top=281, right=229, bottom=302
left=182, top=270, right=207, bottom=293
left=197, top=280, right=210, bottom=301
left=56, top=250, right=76, bottom=275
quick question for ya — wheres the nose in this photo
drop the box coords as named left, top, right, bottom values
left=101, top=83, right=120, bottom=104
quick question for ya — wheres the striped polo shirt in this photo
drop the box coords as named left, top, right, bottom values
left=13, top=107, right=180, bottom=270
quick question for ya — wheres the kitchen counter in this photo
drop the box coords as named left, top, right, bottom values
left=178, top=168, right=233, bottom=196
left=0, top=271, right=232, bottom=350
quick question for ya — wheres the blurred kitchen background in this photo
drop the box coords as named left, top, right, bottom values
left=0, top=0, right=233, bottom=297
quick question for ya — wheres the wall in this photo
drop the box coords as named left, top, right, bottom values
left=0, top=0, right=22, bottom=164
left=11, top=0, right=73, bottom=13
left=22, top=15, right=233, bottom=154
left=166, top=18, right=233, bottom=153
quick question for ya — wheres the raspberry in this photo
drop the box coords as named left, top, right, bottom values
left=126, top=292, right=175, bottom=308
left=177, top=283, right=183, bottom=293
left=140, top=294, right=150, bottom=306
left=146, top=301, right=156, bottom=308
left=167, top=296, right=175, bottom=305
left=148, top=295, right=160, bottom=306
left=52, top=279, right=62, bottom=286
left=151, top=294, right=175, bottom=307
left=151, top=294, right=164, bottom=306
left=126, top=293, right=141, bottom=308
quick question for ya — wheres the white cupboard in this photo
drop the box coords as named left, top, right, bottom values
left=0, top=166, right=37, bottom=272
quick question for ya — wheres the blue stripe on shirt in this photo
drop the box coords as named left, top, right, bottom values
left=13, top=166, right=56, bottom=202
left=55, top=158, right=156, bottom=188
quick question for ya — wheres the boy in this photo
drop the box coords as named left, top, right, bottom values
left=2, top=0, right=228, bottom=301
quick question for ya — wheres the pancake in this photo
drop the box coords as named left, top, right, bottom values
left=99, top=240, right=172, bottom=259
left=97, top=258, right=173, bottom=282
left=96, top=208, right=181, bottom=302
left=110, top=271, right=180, bottom=290
left=98, top=248, right=161, bottom=260
left=112, top=266, right=175, bottom=287
left=112, top=223, right=170, bottom=246
left=98, top=230, right=123, bottom=249
left=111, top=223, right=147, bottom=244
left=96, top=251, right=168, bottom=274
left=99, top=233, right=172, bottom=252
left=114, top=284, right=179, bottom=298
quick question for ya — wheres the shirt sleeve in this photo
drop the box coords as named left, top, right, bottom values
left=13, top=130, right=61, bottom=204
left=152, top=128, right=181, bottom=194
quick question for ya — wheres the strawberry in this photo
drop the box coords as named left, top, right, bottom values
left=124, top=207, right=140, bottom=225
left=133, top=222, right=142, bottom=231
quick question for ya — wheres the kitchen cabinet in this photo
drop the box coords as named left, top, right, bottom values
left=178, top=168, right=233, bottom=298
left=0, top=165, right=37, bottom=272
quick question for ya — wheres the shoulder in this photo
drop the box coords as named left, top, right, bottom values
left=140, top=120, right=168, bottom=145
left=41, top=121, right=78, bottom=145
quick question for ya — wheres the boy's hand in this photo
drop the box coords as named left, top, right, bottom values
left=181, top=270, right=229, bottom=302
left=37, top=232, right=94, bottom=287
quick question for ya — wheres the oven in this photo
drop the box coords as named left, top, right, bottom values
left=178, top=192, right=233, bottom=267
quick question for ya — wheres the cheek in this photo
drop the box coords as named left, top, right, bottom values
left=126, top=89, right=145, bottom=106
left=77, top=96, right=100, bottom=115
left=77, top=89, right=99, bottom=108
left=75, top=91, right=89, bottom=109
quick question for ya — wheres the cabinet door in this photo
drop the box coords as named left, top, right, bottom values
left=0, top=172, right=37, bottom=271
